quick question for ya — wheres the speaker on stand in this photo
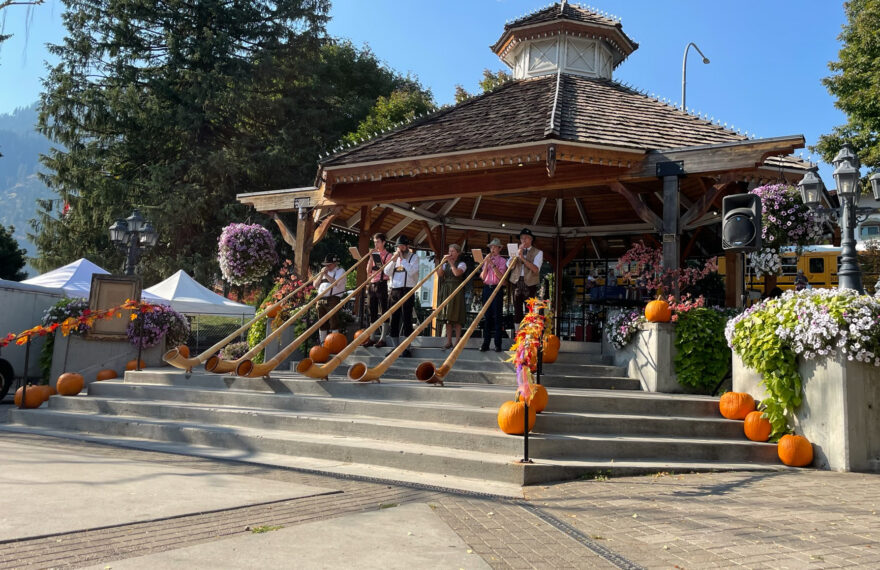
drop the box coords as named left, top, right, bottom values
left=722, top=194, right=762, bottom=308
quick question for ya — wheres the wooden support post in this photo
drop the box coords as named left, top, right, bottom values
left=658, top=162, right=684, bottom=299
left=356, top=206, right=372, bottom=323
left=725, top=252, right=743, bottom=308
left=553, top=234, right=563, bottom=337
left=294, top=213, right=315, bottom=279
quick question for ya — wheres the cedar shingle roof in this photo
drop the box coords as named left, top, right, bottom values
left=321, top=74, right=748, bottom=167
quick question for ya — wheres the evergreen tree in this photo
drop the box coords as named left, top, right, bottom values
left=814, top=0, right=880, bottom=169
left=33, top=1, right=421, bottom=286
left=0, top=224, right=27, bottom=281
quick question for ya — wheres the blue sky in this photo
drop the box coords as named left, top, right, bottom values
left=0, top=0, right=849, bottom=182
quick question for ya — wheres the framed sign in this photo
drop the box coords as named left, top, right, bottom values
left=87, top=275, right=142, bottom=340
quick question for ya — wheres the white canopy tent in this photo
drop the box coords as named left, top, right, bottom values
left=21, top=258, right=164, bottom=302
left=144, top=270, right=255, bottom=317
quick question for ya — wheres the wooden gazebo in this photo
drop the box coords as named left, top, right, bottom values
left=239, top=2, right=810, bottom=311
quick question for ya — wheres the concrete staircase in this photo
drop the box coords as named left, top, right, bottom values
left=4, top=341, right=785, bottom=489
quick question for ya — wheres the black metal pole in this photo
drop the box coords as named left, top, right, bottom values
left=18, top=338, right=31, bottom=408
left=522, top=400, right=529, bottom=460
left=136, top=310, right=144, bottom=371
left=838, top=197, right=864, bottom=293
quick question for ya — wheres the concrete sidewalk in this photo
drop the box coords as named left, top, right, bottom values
left=2, top=416, right=880, bottom=569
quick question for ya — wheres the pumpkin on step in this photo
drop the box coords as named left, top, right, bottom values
left=96, top=369, right=118, bottom=381
left=542, top=335, right=560, bottom=364
left=518, top=384, right=549, bottom=414
left=719, top=392, right=755, bottom=420
left=743, top=411, right=772, bottom=442
left=497, top=400, right=536, bottom=435
left=645, top=299, right=671, bottom=323
left=56, top=372, right=85, bottom=396
left=323, top=332, right=347, bottom=354
left=265, top=304, right=281, bottom=318
left=14, top=385, right=45, bottom=408
left=125, top=359, right=146, bottom=371
left=778, top=434, right=813, bottom=467
left=309, top=345, right=330, bottom=364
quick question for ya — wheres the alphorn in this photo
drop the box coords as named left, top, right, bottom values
left=348, top=251, right=488, bottom=383
left=415, top=257, right=520, bottom=386
left=164, top=267, right=319, bottom=373
left=235, top=254, right=397, bottom=378
left=204, top=247, right=366, bottom=374
left=295, top=252, right=448, bottom=380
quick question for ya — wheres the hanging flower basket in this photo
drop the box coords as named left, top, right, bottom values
left=218, top=223, right=278, bottom=286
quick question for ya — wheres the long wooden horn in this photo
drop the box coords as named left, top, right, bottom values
left=349, top=251, right=488, bottom=383
left=163, top=278, right=313, bottom=372
left=415, top=258, right=519, bottom=386
left=236, top=254, right=397, bottom=378
left=296, top=252, right=447, bottom=380
left=204, top=248, right=365, bottom=374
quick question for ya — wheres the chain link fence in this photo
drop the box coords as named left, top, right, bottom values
left=186, top=315, right=249, bottom=355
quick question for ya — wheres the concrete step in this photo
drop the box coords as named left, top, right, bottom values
left=0, top=423, right=786, bottom=490
left=57, top=387, right=747, bottom=439
left=8, top=405, right=780, bottom=484
left=347, top=345, right=613, bottom=366
left=118, top=371, right=718, bottom=417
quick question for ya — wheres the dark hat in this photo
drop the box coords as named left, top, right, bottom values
left=396, top=235, right=411, bottom=246
left=321, top=254, right=339, bottom=265
left=519, top=228, right=534, bottom=238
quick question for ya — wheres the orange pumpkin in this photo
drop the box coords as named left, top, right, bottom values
left=352, top=329, right=367, bottom=345
left=743, top=411, right=772, bottom=442
left=542, top=334, right=560, bottom=364
left=265, top=305, right=281, bottom=318
left=125, top=359, right=146, bottom=371
left=56, top=372, right=85, bottom=396
left=14, top=385, right=44, bottom=408
left=96, top=369, right=118, bottom=381
left=528, top=384, right=549, bottom=414
left=324, top=332, right=348, bottom=354
left=645, top=299, right=672, bottom=322
left=778, top=434, right=813, bottom=467
left=176, top=345, right=190, bottom=358
left=719, top=392, right=756, bottom=420
left=497, top=400, right=537, bottom=435
left=31, top=384, right=53, bottom=403
left=309, top=345, right=331, bottom=364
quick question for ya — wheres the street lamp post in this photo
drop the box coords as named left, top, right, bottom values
left=681, top=42, right=710, bottom=111
left=798, top=144, right=880, bottom=294
left=109, top=209, right=158, bottom=275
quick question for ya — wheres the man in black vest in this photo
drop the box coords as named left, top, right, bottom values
left=383, top=235, right=420, bottom=358
left=511, top=228, right=543, bottom=326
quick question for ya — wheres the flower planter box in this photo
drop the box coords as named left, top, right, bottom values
left=734, top=353, right=880, bottom=472
left=50, top=331, right=165, bottom=384
left=607, top=322, right=705, bottom=394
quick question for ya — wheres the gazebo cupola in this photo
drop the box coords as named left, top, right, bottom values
left=491, top=2, right=638, bottom=80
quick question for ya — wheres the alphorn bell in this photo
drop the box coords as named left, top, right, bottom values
left=163, top=275, right=313, bottom=372
left=348, top=250, right=488, bottom=383
left=235, top=254, right=397, bottom=378
left=204, top=247, right=365, bottom=374
left=415, top=258, right=520, bottom=386
left=296, top=251, right=447, bottom=380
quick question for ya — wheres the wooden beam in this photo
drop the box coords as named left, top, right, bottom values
left=370, top=207, right=393, bottom=234
left=387, top=216, right=414, bottom=239
left=609, top=182, right=663, bottom=232
left=269, top=212, right=297, bottom=249
left=681, top=181, right=732, bottom=228
left=471, top=196, right=481, bottom=219
left=531, top=197, right=547, bottom=226
left=682, top=227, right=703, bottom=259
left=312, top=207, right=341, bottom=244
left=421, top=221, right=440, bottom=257
left=294, top=215, right=315, bottom=279
left=560, top=236, right=591, bottom=267
left=437, top=197, right=460, bottom=217
left=574, top=197, right=589, bottom=227
left=556, top=198, right=563, bottom=228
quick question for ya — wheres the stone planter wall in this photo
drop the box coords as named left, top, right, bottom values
left=733, top=353, right=880, bottom=473
left=606, top=322, right=704, bottom=394
left=50, top=332, right=165, bottom=384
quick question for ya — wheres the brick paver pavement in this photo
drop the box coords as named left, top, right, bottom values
left=2, top=430, right=879, bottom=569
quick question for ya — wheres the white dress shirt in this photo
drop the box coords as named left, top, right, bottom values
left=384, top=251, right=420, bottom=288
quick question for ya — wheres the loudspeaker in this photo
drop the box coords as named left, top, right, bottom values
left=722, top=194, right=762, bottom=252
